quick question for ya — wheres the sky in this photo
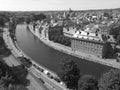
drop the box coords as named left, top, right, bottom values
left=0, top=0, right=120, bottom=11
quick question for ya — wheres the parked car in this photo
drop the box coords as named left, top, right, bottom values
left=54, top=77, right=61, bottom=83
left=44, top=70, right=49, bottom=75
left=47, top=72, right=54, bottom=79
left=37, top=67, right=44, bottom=72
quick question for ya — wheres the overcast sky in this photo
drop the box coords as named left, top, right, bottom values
left=0, top=0, right=119, bottom=11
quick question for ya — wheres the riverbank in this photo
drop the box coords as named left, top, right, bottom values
left=28, top=25, right=120, bottom=69
left=3, top=27, right=48, bottom=90
left=15, top=25, right=68, bottom=90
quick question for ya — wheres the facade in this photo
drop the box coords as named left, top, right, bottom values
left=40, top=24, right=49, bottom=40
left=71, top=37, right=104, bottom=58
left=70, top=31, right=115, bottom=58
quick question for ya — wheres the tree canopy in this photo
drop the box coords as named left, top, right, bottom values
left=98, top=69, right=120, bottom=90
left=0, top=61, right=29, bottom=90
left=59, top=58, right=80, bottom=89
left=109, top=23, right=120, bottom=37
left=78, top=75, right=98, bottom=90
left=32, top=13, right=46, bottom=21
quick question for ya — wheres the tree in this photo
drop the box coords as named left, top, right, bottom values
left=98, top=69, right=120, bottom=90
left=10, top=65, right=30, bottom=86
left=109, top=23, right=120, bottom=39
left=53, top=35, right=59, bottom=42
left=0, top=37, right=11, bottom=56
left=0, top=61, right=29, bottom=90
left=102, top=42, right=114, bottom=59
left=32, top=14, right=46, bottom=21
left=25, top=15, right=34, bottom=24
left=0, top=17, right=5, bottom=27
left=9, top=85, right=28, bottom=90
left=59, top=58, right=80, bottom=89
left=78, top=75, right=98, bottom=90
left=17, top=17, right=25, bottom=24
left=117, top=35, right=120, bottom=44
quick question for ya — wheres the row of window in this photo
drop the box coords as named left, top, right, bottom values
left=72, top=40, right=103, bottom=48
left=72, top=45, right=103, bottom=55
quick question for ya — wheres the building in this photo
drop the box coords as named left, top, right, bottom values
left=63, top=27, right=76, bottom=37
left=99, top=25, right=110, bottom=35
left=41, top=24, right=49, bottom=40
left=70, top=31, right=116, bottom=58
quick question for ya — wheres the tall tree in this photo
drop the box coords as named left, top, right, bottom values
left=0, top=61, right=29, bottom=89
left=98, top=69, right=120, bottom=90
left=10, top=65, right=30, bottom=86
left=59, top=58, right=80, bottom=89
left=78, top=75, right=98, bottom=90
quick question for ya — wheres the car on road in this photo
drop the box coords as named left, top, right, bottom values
left=37, top=67, right=44, bottom=72
left=47, top=72, right=54, bottom=79
left=53, top=77, right=61, bottom=83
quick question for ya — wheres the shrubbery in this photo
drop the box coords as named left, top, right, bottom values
left=59, top=58, right=120, bottom=90
left=48, top=26, right=71, bottom=46
left=0, top=60, right=29, bottom=90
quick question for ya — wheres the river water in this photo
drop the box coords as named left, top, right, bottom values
left=16, top=24, right=112, bottom=79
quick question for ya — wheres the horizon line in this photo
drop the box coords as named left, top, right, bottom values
left=0, top=7, right=120, bottom=12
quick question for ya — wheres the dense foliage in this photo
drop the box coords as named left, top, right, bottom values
left=98, top=69, right=120, bottom=90
left=59, top=58, right=80, bottom=89
left=59, top=57, right=120, bottom=90
left=48, top=26, right=71, bottom=46
left=0, top=60, right=29, bottom=90
left=0, top=13, right=10, bottom=27
left=109, top=23, right=120, bottom=40
left=25, top=16, right=34, bottom=24
left=32, top=13, right=47, bottom=21
left=102, top=42, right=114, bottom=58
left=0, top=37, right=11, bottom=56
left=78, top=75, right=98, bottom=90
left=17, top=16, right=25, bottom=24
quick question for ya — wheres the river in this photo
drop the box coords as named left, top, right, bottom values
left=16, top=24, right=112, bottom=79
